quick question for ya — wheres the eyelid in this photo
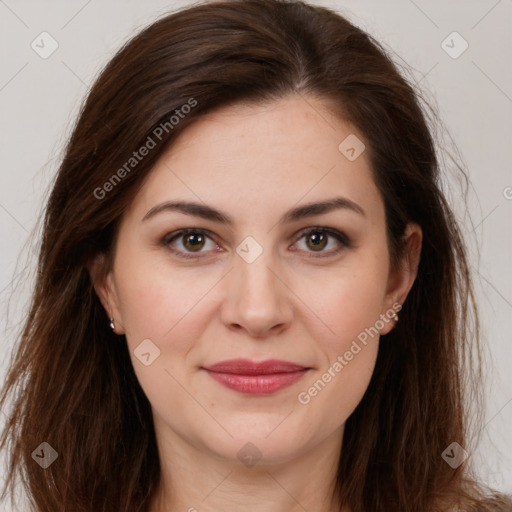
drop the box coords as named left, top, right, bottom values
left=292, top=226, right=351, bottom=257
left=162, top=226, right=351, bottom=259
left=162, top=228, right=221, bottom=260
left=295, top=226, right=351, bottom=246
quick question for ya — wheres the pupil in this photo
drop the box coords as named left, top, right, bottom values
left=308, top=232, right=326, bottom=251
left=185, top=233, right=204, bottom=251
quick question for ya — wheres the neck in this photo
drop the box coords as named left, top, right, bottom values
left=149, top=420, right=347, bottom=512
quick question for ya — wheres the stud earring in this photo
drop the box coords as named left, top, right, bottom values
left=109, top=317, right=115, bottom=331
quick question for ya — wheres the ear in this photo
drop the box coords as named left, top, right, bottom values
left=87, top=252, right=125, bottom=334
left=380, top=222, right=422, bottom=335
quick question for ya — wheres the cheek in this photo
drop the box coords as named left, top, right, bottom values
left=114, top=261, right=226, bottom=411
left=299, top=261, right=389, bottom=352
left=296, top=275, right=383, bottom=429
left=115, top=235, right=388, bottom=365
left=293, top=258, right=387, bottom=416
left=115, top=249, right=218, bottom=343
left=115, top=267, right=216, bottom=416
left=297, top=343, right=378, bottom=439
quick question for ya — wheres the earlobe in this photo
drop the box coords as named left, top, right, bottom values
left=87, top=253, right=124, bottom=333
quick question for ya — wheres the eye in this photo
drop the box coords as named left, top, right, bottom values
left=162, top=226, right=350, bottom=260
left=292, top=227, right=350, bottom=257
left=162, top=228, right=221, bottom=259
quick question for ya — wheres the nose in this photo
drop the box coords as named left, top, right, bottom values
left=220, top=249, right=294, bottom=338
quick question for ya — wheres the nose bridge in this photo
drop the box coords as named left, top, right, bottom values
left=235, top=242, right=281, bottom=307
left=221, top=238, right=292, bottom=335
left=238, top=251, right=277, bottom=298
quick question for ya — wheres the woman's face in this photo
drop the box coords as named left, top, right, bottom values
left=93, top=94, right=420, bottom=465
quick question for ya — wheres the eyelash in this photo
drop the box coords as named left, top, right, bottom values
left=161, top=227, right=351, bottom=260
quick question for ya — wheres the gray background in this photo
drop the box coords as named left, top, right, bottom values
left=1, top=0, right=511, bottom=507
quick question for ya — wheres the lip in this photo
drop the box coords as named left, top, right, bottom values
left=202, top=359, right=310, bottom=395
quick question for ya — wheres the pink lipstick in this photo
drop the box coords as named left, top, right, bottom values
left=202, top=359, right=310, bottom=394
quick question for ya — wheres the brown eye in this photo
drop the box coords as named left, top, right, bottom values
left=163, top=227, right=349, bottom=260
left=293, top=227, right=350, bottom=257
left=182, top=232, right=205, bottom=252
left=305, top=232, right=328, bottom=251
left=163, top=228, right=220, bottom=259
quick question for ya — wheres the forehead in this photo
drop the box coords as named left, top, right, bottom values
left=125, top=94, right=384, bottom=225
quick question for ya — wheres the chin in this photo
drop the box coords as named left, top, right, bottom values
left=200, top=426, right=314, bottom=467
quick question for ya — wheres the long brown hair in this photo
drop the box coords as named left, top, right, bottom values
left=1, top=1, right=510, bottom=511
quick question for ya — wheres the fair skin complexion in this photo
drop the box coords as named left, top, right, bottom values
left=90, top=94, right=422, bottom=512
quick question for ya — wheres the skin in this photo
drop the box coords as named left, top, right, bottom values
left=90, top=94, right=422, bottom=512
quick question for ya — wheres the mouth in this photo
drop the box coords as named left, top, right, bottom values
left=201, top=359, right=311, bottom=395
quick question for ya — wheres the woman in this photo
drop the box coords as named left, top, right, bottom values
left=1, top=0, right=510, bottom=511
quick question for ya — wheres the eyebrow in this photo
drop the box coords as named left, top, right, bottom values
left=142, top=197, right=365, bottom=225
